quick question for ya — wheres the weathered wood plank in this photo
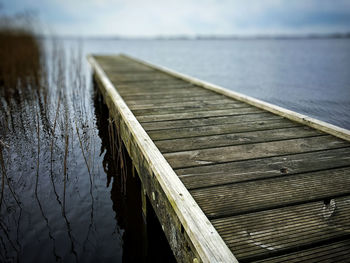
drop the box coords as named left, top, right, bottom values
left=150, top=119, right=303, bottom=142
left=126, top=94, right=229, bottom=105
left=164, top=135, right=349, bottom=169
left=118, top=87, right=209, bottom=96
left=110, top=77, right=187, bottom=85
left=253, top=239, right=350, bottom=263
left=141, top=112, right=283, bottom=130
left=133, top=102, right=250, bottom=116
left=103, top=68, right=155, bottom=73
left=115, top=83, right=204, bottom=93
left=155, top=126, right=322, bottom=152
left=108, top=74, right=175, bottom=82
left=129, top=98, right=237, bottom=110
left=177, top=147, right=350, bottom=189
left=102, top=64, right=155, bottom=72
left=212, top=196, right=350, bottom=261
left=108, top=72, right=173, bottom=81
left=137, top=107, right=263, bottom=122
left=115, top=82, right=195, bottom=90
left=121, top=90, right=214, bottom=100
left=96, top=57, right=155, bottom=72
left=191, top=167, right=350, bottom=218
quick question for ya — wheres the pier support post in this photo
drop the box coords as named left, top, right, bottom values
left=141, top=187, right=147, bottom=221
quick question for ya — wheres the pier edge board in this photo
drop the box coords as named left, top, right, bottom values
left=120, top=54, right=350, bottom=142
left=88, top=55, right=238, bottom=263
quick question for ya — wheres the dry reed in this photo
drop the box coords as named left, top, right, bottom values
left=0, top=30, right=42, bottom=101
left=0, top=10, right=121, bottom=263
left=0, top=146, right=5, bottom=211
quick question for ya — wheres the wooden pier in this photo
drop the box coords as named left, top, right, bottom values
left=88, top=54, right=350, bottom=263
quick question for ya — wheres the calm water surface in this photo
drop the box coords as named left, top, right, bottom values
left=83, top=38, right=350, bottom=129
left=0, top=39, right=175, bottom=263
left=1, top=38, right=349, bottom=263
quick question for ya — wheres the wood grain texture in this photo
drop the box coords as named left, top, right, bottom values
left=121, top=89, right=211, bottom=100
left=132, top=101, right=248, bottom=116
left=119, top=88, right=209, bottom=97
left=150, top=119, right=303, bottom=141
left=154, top=126, right=321, bottom=152
left=141, top=112, right=283, bottom=131
left=212, top=196, right=350, bottom=261
left=125, top=94, right=228, bottom=105
left=137, top=107, right=263, bottom=122
left=128, top=98, right=239, bottom=110
left=191, top=167, right=350, bottom=218
left=177, top=147, right=350, bottom=189
left=164, top=135, right=349, bottom=169
left=253, top=239, right=350, bottom=263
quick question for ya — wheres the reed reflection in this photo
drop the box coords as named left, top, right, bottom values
left=0, top=16, right=96, bottom=260
left=0, top=10, right=175, bottom=262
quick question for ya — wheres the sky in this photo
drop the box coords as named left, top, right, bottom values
left=1, top=0, right=350, bottom=37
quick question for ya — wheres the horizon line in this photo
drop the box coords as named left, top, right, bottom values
left=37, top=32, right=350, bottom=40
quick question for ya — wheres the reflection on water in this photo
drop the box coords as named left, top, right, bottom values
left=0, top=38, right=175, bottom=262
left=94, top=87, right=176, bottom=263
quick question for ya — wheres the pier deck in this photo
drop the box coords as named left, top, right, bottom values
left=89, top=54, right=350, bottom=263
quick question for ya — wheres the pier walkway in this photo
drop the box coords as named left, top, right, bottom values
left=89, top=54, right=350, bottom=263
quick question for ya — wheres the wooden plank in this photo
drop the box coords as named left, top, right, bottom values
left=101, top=63, right=155, bottom=72
left=121, top=90, right=209, bottom=97
left=190, top=167, right=350, bottom=218
left=129, top=98, right=237, bottom=110
left=116, top=83, right=201, bottom=92
left=118, top=87, right=208, bottom=96
left=126, top=93, right=228, bottom=105
left=141, top=112, right=283, bottom=130
left=253, top=240, right=350, bottom=263
left=155, top=126, right=322, bottom=152
left=115, top=82, right=195, bottom=90
left=212, top=196, right=350, bottom=261
left=177, top=147, right=350, bottom=189
left=108, top=72, right=174, bottom=81
left=96, top=57, right=155, bottom=72
left=121, top=90, right=213, bottom=100
left=137, top=107, right=263, bottom=122
left=103, top=68, right=155, bottom=73
left=164, top=135, right=349, bottom=169
left=89, top=55, right=238, bottom=263
left=110, top=77, right=186, bottom=85
left=150, top=119, right=303, bottom=141
left=133, top=102, right=250, bottom=116
left=120, top=54, right=350, bottom=142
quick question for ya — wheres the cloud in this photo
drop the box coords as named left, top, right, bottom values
left=2, top=0, right=350, bottom=36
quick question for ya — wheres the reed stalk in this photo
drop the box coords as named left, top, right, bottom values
left=0, top=143, right=20, bottom=208
left=63, top=124, right=69, bottom=213
left=49, top=95, right=62, bottom=205
left=0, top=146, right=5, bottom=211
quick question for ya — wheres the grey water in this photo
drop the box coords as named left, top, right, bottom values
left=1, top=38, right=349, bottom=263
left=83, top=38, right=350, bottom=129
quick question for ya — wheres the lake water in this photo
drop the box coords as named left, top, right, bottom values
left=82, top=38, right=350, bottom=129
left=1, top=38, right=349, bottom=263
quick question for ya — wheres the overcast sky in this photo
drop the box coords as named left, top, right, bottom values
left=1, top=0, right=350, bottom=36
